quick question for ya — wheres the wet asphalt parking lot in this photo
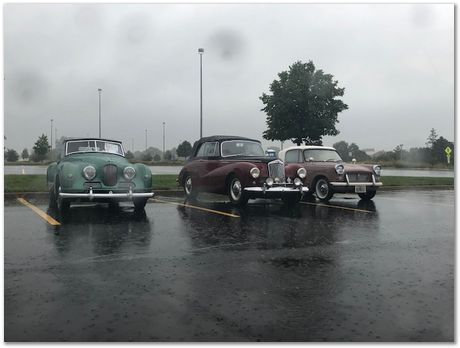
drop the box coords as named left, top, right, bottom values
left=4, top=189, right=454, bottom=342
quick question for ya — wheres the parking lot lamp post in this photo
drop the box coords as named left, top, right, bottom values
left=163, top=122, right=165, bottom=160
left=198, top=48, right=204, bottom=139
left=98, top=88, right=102, bottom=138
left=145, top=129, right=147, bottom=150
left=50, top=118, right=53, bottom=160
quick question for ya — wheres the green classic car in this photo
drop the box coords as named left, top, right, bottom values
left=47, top=138, right=154, bottom=213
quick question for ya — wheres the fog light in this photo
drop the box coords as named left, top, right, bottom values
left=294, top=178, right=302, bottom=186
left=274, top=177, right=280, bottom=183
left=266, top=177, right=274, bottom=186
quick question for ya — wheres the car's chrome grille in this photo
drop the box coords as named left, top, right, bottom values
left=268, top=160, right=285, bottom=181
left=102, top=164, right=118, bottom=186
left=347, top=173, right=371, bottom=183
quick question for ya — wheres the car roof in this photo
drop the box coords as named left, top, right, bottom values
left=196, top=135, right=260, bottom=144
left=278, top=145, right=336, bottom=161
left=64, top=138, right=122, bottom=144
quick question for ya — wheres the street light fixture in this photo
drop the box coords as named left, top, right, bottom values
left=198, top=48, right=204, bottom=139
left=50, top=118, right=53, bottom=150
left=98, top=88, right=102, bottom=138
left=145, top=129, right=147, bottom=150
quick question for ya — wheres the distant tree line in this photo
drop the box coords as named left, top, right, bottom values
left=333, top=129, right=454, bottom=167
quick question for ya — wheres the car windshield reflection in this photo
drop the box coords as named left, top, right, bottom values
left=221, top=140, right=265, bottom=157
left=66, top=140, right=124, bottom=156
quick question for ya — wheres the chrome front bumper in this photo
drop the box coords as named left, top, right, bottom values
left=244, top=186, right=309, bottom=193
left=330, top=174, right=383, bottom=187
left=59, top=187, right=154, bottom=200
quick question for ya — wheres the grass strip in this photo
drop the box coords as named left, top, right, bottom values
left=4, top=174, right=453, bottom=193
left=4, top=174, right=179, bottom=192
left=380, top=176, right=454, bottom=186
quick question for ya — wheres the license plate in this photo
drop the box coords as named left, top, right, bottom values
left=355, top=185, right=366, bottom=193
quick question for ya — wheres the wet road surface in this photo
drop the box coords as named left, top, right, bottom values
left=4, top=190, right=454, bottom=342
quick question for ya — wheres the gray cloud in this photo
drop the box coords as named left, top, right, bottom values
left=4, top=4, right=454, bottom=154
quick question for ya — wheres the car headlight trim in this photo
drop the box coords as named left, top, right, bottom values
left=83, top=165, right=96, bottom=180
left=297, top=167, right=307, bottom=178
left=123, top=166, right=136, bottom=180
left=335, top=164, right=345, bottom=175
left=373, top=165, right=381, bottom=176
left=250, top=167, right=260, bottom=179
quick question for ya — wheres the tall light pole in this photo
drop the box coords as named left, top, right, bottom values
left=198, top=48, right=204, bottom=139
left=162, top=122, right=166, bottom=160
left=98, top=88, right=102, bottom=138
left=50, top=118, right=53, bottom=150
left=145, top=129, right=147, bottom=150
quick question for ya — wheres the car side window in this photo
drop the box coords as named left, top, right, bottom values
left=196, top=142, right=219, bottom=157
left=285, top=149, right=301, bottom=163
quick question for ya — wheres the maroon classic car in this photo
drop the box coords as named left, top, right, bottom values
left=177, top=136, right=309, bottom=206
left=278, top=146, right=382, bottom=201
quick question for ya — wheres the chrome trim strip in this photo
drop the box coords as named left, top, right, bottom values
left=330, top=182, right=383, bottom=187
left=244, top=186, right=309, bottom=193
left=59, top=190, right=154, bottom=199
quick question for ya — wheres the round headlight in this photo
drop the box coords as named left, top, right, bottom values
left=335, top=164, right=345, bottom=175
left=373, top=165, right=381, bottom=176
left=297, top=167, right=307, bottom=178
left=123, top=166, right=136, bottom=180
left=83, top=166, right=96, bottom=180
left=266, top=177, right=274, bottom=186
left=294, top=177, right=302, bottom=186
left=250, top=167, right=260, bottom=179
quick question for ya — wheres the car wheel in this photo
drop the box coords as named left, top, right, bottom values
left=358, top=190, right=377, bottom=201
left=315, top=178, right=334, bottom=202
left=133, top=198, right=148, bottom=210
left=228, top=176, right=249, bottom=206
left=183, top=174, right=198, bottom=201
left=282, top=193, right=302, bottom=206
left=55, top=179, right=70, bottom=214
left=49, top=187, right=57, bottom=209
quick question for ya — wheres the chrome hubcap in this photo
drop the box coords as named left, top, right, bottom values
left=231, top=179, right=242, bottom=201
left=316, top=180, right=328, bottom=198
left=185, top=177, right=193, bottom=195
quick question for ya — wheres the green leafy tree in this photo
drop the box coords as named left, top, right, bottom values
left=125, top=150, right=134, bottom=160
left=153, top=154, right=161, bottom=161
left=21, top=148, right=29, bottom=160
left=432, top=136, right=454, bottom=165
left=141, top=151, right=153, bottom=162
left=32, top=134, right=50, bottom=162
left=164, top=150, right=172, bottom=161
left=260, top=60, right=348, bottom=146
left=5, top=148, right=19, bottom=162
left=333, top=141, right=350, bottom=161
left=176, top=141, right=192, bottom=158
left=426, top=128, right=438, bottom=148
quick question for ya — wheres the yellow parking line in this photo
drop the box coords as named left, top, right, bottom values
left=154, top=198, right=240, bottom=218
left=17, top=198, right=61, bottom=226
left=300, top=201, right=373, bottom=213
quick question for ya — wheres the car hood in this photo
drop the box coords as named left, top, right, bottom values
left=61, top=153, right=129, bottom=167
left=342, top=163, right=373, bottom=173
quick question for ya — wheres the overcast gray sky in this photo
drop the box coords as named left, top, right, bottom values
left=4, top=3, right=454, bottom=153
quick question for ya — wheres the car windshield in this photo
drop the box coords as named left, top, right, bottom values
left=303, top=149, right=343, bottom=162
left=66, top=140, right=124, bottom=156
left=221, top=140, right=265, bottom=157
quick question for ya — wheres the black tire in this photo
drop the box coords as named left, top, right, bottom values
left=227, top=176, right=249, bottom=206
left=358, top=190, right=377, bottom=201
left=314, top=177, right=334, bottom=202
left=55, top=179, right=70, bottom=214
left=282, top=193, right=302, bottom=206
left=133, top=198, right=148, bottom=210
left=183, top=174, right=198, bottom=201
left=49, top=187, right=57, bottom=209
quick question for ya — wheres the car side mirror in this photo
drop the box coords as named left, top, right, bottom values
left=352, top=158, right=357, bottom=164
